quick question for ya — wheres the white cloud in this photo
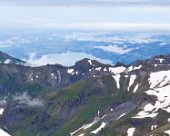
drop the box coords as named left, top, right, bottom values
left=159, top=42, right=167, bottom=46
left=94, top=45, right=133, bottom=54
left=13, top=92, right=44, bottom=107
left=0, top=39, right=15, bottom=48
left=18, top=22, right=170, bottom=31
left=23, top=52, right=112, bottom=67
left=0, top=99, right=7, bottom=106
left=65, top=32, right=158, bottom=44
left=0, top=5, right=170, bottom=30
left=0, top=37, right=31, bottom=48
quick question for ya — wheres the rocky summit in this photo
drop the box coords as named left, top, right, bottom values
left=1, top=51, right=170, bottom=136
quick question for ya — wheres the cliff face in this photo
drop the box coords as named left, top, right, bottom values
left=0, top=51, right=170, bottom=136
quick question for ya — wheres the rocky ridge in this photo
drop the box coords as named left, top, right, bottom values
left=0, top=51, right=170, bottom=136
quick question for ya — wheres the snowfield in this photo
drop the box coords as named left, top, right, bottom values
left=112, top=75, right=120, bottom=89
left=128, top=75, right=136, bottom=91
left=109, top=66, right=126, bottom=74
left=149, top=71, right=170, bottom=89
left=127, top=65, right=142, bottom=72
left=133, top=70, right=170, bottom=119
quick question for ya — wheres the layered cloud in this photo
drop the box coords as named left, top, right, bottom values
left=0, top=37, right=31, bottom=48
left=18, top=22, right=170, bottom=31
left=93, top=45, right=133, bottom=54
left=65, top=32, right=159, bottom=43
left=23, top=52, right=112, bottom=67
left=0, top=3, right=170, bottom=31
left=13, top=92, right=44, bottom=107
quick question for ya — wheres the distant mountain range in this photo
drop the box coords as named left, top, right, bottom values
left=1, top=51, right=170, bottom=136
left=1, top=31, right=170, bottom=66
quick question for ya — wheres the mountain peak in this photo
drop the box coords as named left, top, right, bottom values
left=0, top=51, right=24, bottom=65
left=114, top=61, right=126, bottom=67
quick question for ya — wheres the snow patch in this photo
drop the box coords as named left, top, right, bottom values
left=133, top=65, right=142, bottom=70
left=4, top=59, right=11, bottom=64
left=132, top=103, right=158, bottom=119
left=154, top=64, right=158, bottom=67
left=125, top=75, right=129, bottom=78
left=51, top=73, right=57, bottom=79
left=151, top=125, right=157, bottom=130
left=78, top=134, right=85, bottom=136
left=112, top=75, right=120, bottom=89
left=104, top=68, right=107, bottom=71
left=109, top=66, right=126, bottom=74
left=128, top=75, right=136, bottom=91
left=0, top=108, right=4, bottom=115
left=0, top=129, right=11, bottom=136
left=127, top=66, right=133, bottom=72
left=67, top=69, right=74, bottom=75
left=165, top=130, right=170, bottom=135
left=70, top=126, right=84, bottom=136
left=132, top=111, right=158, bottom=119
left=143, top=103, right=155, bottom=112
left=127, top=127, right=136, bottom=136
left=88, top=60, right=92, bottom=65
left=91, top=122, right=106, bottom=134
left=70, top=119, right=98, bottom=136
left=133, top=84, right=139, bottom=93
left=70, top=115, right=101, bottom=135
left=95, top=67, right=102, bottom=71
left=156, top=58, right=164, bottom=63
left=127, top=65, right=142, bottom=72
left=83, top=119, right=99, bottom=130
left=117, top=113, right=126, bottom=120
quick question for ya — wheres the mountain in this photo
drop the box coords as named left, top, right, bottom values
left=0, top=51, right=170, bottom=136
left=0, top=51, right=24, bottom=65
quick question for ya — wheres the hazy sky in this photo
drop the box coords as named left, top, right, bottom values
left=1, top=0, right=170, bottom=7
left=0, top=0, right=170, bottom=31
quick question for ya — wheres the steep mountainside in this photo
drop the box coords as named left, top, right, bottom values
left=0, top=51, right=24, bottom=65
left=1, top=51, right=170, bottom=136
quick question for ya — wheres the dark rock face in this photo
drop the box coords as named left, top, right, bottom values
left=114, top=61, right=126, bottom=67
left=0, top=59, right=113, bottom=97
left=131, top=53, right=170, bottom=66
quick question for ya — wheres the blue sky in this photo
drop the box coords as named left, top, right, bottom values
left=0, top=0, right=170, bottom=31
